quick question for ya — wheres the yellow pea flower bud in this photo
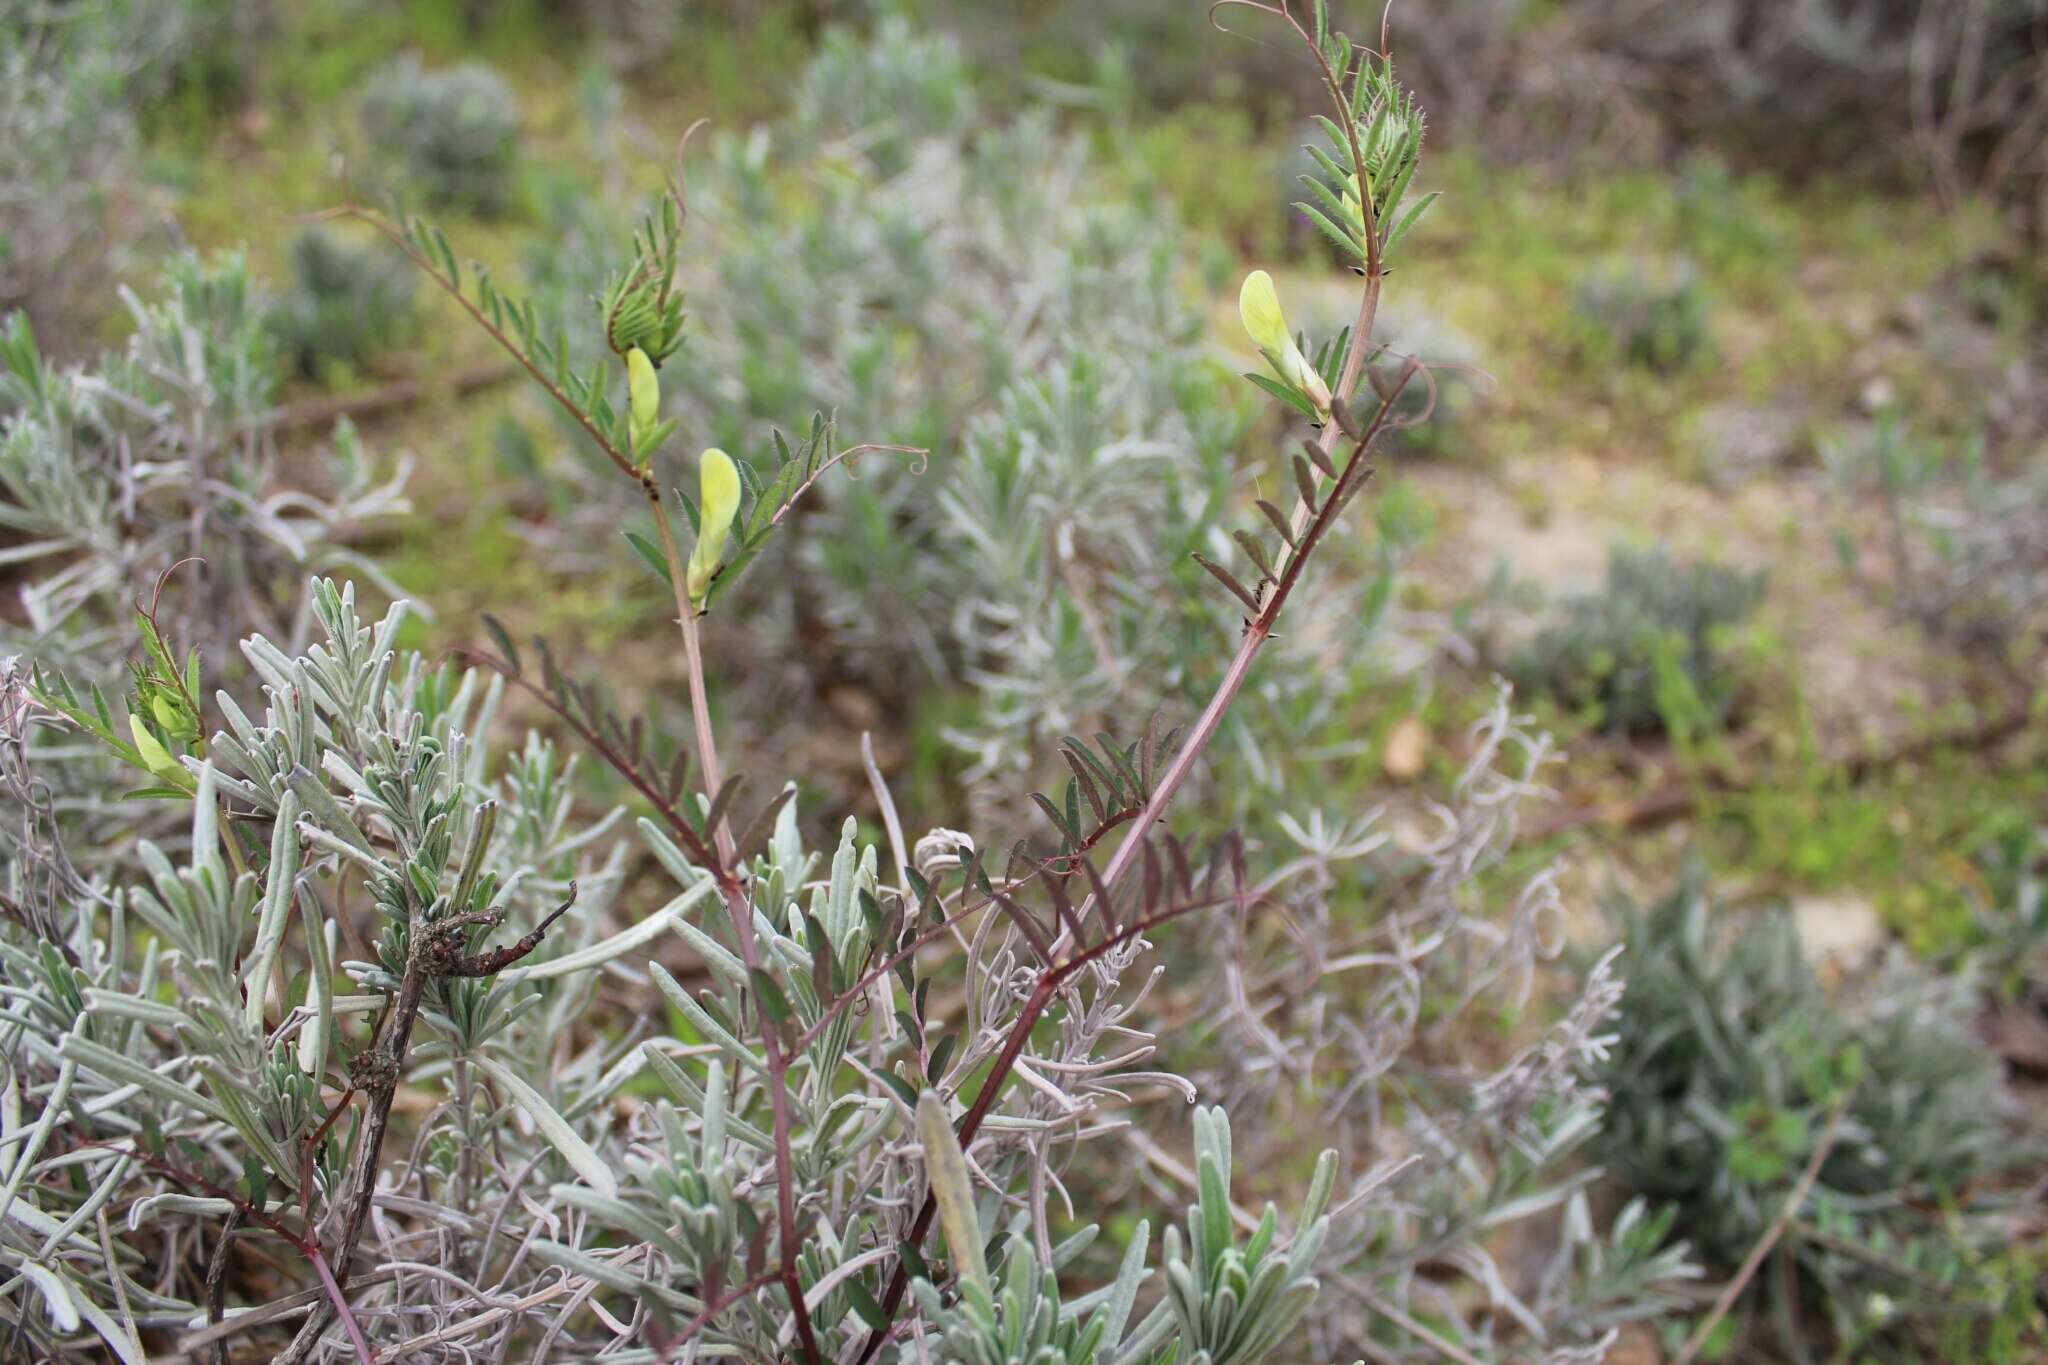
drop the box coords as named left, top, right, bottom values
left=1239, top=270, right=1331, bottom=413
left=627, top=346, right=660, bottom=463
left=151, top=694, right=182, bottom=733
left=685, top=447, right=741, bottom=606
left=129, top=714, right=183, bottom=783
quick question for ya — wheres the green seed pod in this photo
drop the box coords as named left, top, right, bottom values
left=917, top=1090, right=989, bottom=1294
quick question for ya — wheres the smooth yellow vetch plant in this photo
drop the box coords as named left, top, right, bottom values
left=685, top=447, right=740, bottom=606
left=1239, top=270, right=1331, bottom=413
left=916, top=1089, right=989, bottom=1294
left=627, top=346, right=660, bottom=464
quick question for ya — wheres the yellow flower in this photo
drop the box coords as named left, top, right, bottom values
left=627, top=346, right=660, bottom=463
left=129, top=714, right=183, bottom=783
left=685, top=447, right=740, bottom=606
left=1239, top=270, right=1331, bottom=413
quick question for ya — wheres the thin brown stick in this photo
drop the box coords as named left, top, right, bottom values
left=276, top=361, right=517, bottom=431
left=276, top=883, right=578, bottom=1362
left=176, top=1269, right=404, bottom=1355
left=1673, top=1093, right=1854, bottom=1365
left=1089, top=365, right=1414, bottom=902
left=205, top=1207, right=243, bottom=1365
left=301, top=204, right=641, bottom=482
left=631, top=498, right=823, bottom=1360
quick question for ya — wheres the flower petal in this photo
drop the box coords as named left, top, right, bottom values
left=1238, top=270, right=1291, bottom=357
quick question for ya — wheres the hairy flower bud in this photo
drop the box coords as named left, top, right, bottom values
left=1239, top=270, right=1331, bottom=412
left=685, top=447, right=740, bottom=605
left=627, top=346, right=660, bottom=464
left=129, top=714, right=182, bottom=782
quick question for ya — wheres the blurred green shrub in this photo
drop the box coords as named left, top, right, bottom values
left=1828, top=408, right=2048, bottom=664
left=0, top=0, right=230, bottom=352
left=1964, top=824, right=2048, bottom=1000
left=266, top=227, right=418, bottom=381
left=795, top=14, right=974, bottom=174
left=1596, top=874, right=2040, bottom=1359
left=1126, top=102, right=1287, bottom=258
left=1571, top=255, right=1711, bottom=374
left=1670, top=154, right=1790, bottom=280
left=359, top=53, right=520, bottom=213
left=1512, top=545, right=1765, bottom=738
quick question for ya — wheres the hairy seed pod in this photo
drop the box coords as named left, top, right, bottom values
left=917, top=1089, right=988, bottom=1293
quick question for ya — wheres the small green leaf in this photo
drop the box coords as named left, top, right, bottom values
left=843, top=1276, right=888, bottom=1330
left=748, top=967, right=795, bottom=1030
left=877, top=1068, right=919, bottom=1110
left=1243, top=371, right=1318, bottom=419
left=926, top=1032, right=957, bottom=1083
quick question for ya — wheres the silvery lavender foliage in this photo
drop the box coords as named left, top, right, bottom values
left=0, top=580, right=641, bottom=1361
left=1828, top=409, right=2048, bottom=664
left=4, top=578, right=1314, bottom=1361
left=1571, top=256, right=1712, bottom=375
left=1180, top=688, right=1701, bottom=1359
left=0, top=0, right=217, bottom=352
left=528, top=779, right=1312, bottom=1362
left=0, top=252, right=411, bottom=673
left=899, top=1103, right=1336, bottom=1365
left=1596, top=874, right=2036, bottom=1357
left=796, top=15, right=978, bottom=177
left=267, top=228, right=420, bottom=382
left=1510, top=545, right=1766, bottom=738
left=1, top=253, right=410, bottom=918
left=0, top=660, right=92, bottom=952
left=358, top=55, right=522, bottom=215
left=902, top=1224, right=1163, bottom=1365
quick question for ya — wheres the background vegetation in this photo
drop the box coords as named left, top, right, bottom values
left=1, top=1, right=2043, bottom=1361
